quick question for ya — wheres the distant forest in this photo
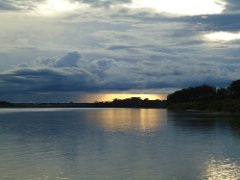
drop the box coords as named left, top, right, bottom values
left=0, top=97, right=165, bottom=109
left=167, top=80, right=240, bottom=112
left=1, top=80, right=240, bottom=112
left=94, top=97, right=164, bottom=108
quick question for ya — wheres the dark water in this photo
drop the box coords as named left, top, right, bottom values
left=0, top=108, right=240, bottom=180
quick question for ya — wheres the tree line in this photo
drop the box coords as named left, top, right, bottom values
left=167, top=80, right=240, bottom=112
left=1, top=80, right=240, bottom=111
left=94, top=97, right=165, bottom=108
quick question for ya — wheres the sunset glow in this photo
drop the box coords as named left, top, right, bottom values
left=0, top=0, right=239, bottom=103
left=80, top=93, right=167, bottom=103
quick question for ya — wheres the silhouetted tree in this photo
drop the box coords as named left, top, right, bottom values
left=0, top=101, right=13, bottom=107
left=228, top=80, right=240, bottom=97
left=167, top=84, right=216, bottom=103
left=216, top=88, right=228, bottom=99
left=94, top=97, right=165, bottom=108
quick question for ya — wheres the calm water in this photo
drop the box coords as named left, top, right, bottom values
left=0, top=108, right=240, bottom=180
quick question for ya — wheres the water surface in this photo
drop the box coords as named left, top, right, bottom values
left=0, top=108, right=240, bottom=179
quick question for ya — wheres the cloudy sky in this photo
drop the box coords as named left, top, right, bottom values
left=0, top=0, right=240, bottom=102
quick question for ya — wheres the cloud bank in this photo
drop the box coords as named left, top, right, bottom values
left=0, top=0, right=240, bottom=102
left=0, top=51, right=237, bottom=102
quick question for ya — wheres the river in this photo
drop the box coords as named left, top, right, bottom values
left=0, top=108, right=240, bottom=179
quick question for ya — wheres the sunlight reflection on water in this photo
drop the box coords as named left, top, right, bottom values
left=0, top=109, right=240, bottom=179
left=206, top=157, right=240, bottom=180
left=90, top=109, right=167, bottom=132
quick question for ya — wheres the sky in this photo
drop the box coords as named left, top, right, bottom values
left=0, top=0, right=240, bottom=102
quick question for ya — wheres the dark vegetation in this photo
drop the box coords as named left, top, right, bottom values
left=0, top=98, right=165, bottom=109
left=1, top=80, right=240, bottom=112
left=0, top=101, right=14, bottom=107
left=167, top=80, right=240, bottom=112
left=94, top=97, right=165, bottom=108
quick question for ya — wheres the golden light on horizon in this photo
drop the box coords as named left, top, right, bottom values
left=79, top=93, right=167, bottom=103
left=99, top=93, right=166, bottom=101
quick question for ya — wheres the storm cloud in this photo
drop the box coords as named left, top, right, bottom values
left=41, top=52, right=82, bottom=67
left=0, top=0, right=240, bottom=102
left=0, top=51, right=237, bottom=100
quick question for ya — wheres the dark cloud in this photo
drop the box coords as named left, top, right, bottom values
left=223, top=0, right=240, bottom=13
left=0, top=0, right=45, bottom=11
left=0, top=1, right=18, bottom=11
left=108, top=45, right=135, bottom=50
left=0, top=0, right=131, bottom=11
left=178, top=13, right=240, bottom=32
left=105, top=4, right=240, bottom=33
left=0, top=51, right=238, bottom=102
left=88, top=58, right=115, bottom=78
left=115, top=10, right=240, bottom=33
left=55, top=52, right=81, bottom=67
left=0, top=67, right=96, bottom=93
left=41, top=52, right=81, bottom=68
left=205, top=14, right=240, bottom=32
left=1, top=0, right=240, bottom=102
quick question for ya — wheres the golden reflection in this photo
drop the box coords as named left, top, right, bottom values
left=205, top=157, right=240, bottom=179
left=91, top=109, right=167, bottom=132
